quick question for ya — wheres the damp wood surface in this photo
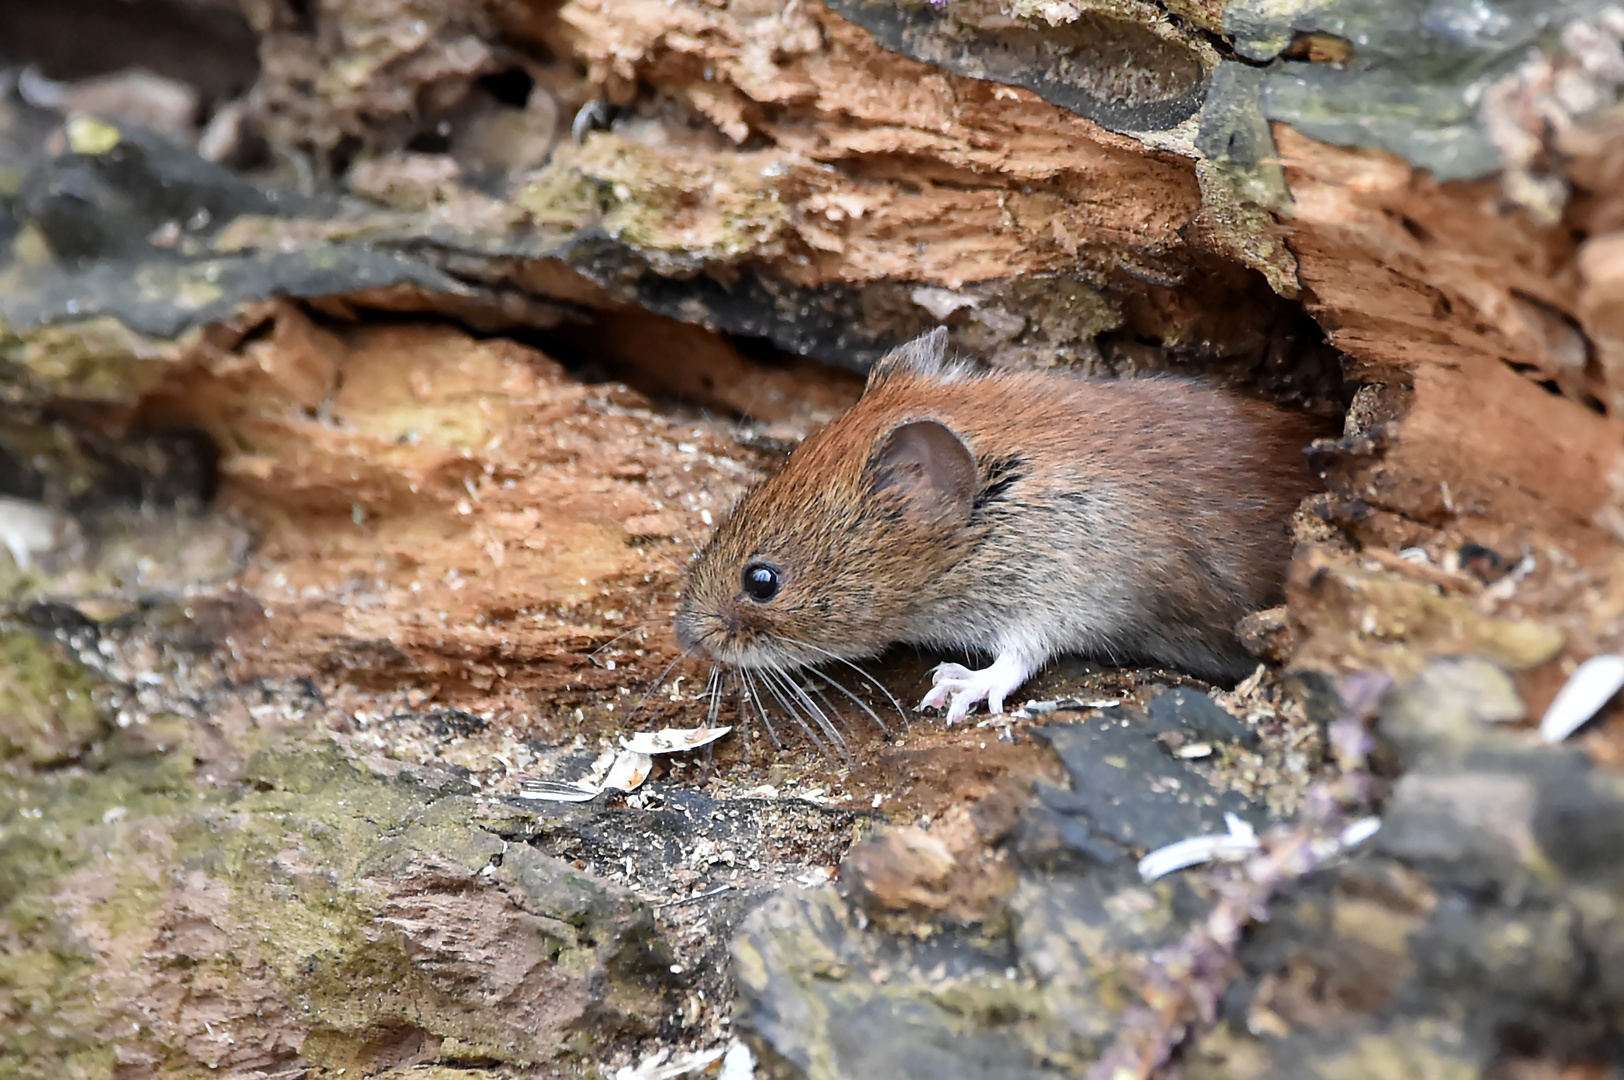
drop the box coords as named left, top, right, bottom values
left=7, top=0, right=1624, bottom=1078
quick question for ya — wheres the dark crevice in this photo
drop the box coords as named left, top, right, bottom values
left=286, top=0, right=317, bottom=36
left=1397, top=213, right=1432, bottom=244
left=327, top=135, right=364, bottom=179
left=424, top=1060, right=510, bottom=1072
left=479, top=67, right=536, bottom=109
left=0, top=0, right=261, bottom=105
left=405, top=129, right=455, bottom=154
left=1503, top=360, right=1570, bottom=400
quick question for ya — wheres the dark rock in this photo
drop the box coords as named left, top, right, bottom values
left=1375, top=658, right=1624, bottom=885
left=1377, top=767, right=1546, bottom=878
left=1032, top=712, right=1266, bottom=852
left=734, top=887, right=1065, bottom=1080
left=511, top=783, right=866, bottom=909
left=564, top=235, right=916, bottom=373
left=0, top=239, right=481, bottom=343
left=1006, top=868, right=1208, bottom=1049
left=1224, top=0, right=1568, bottom=183
left=733, top=866, right=1204, bottom=1079
left=729, top=705, right=1285, bottom=1077
left=1409, top=893, right=1585, bottom=1010
left=0, top=191, right=17, bottom=249
left=823, top=0, right=1208, bottom=136
left=1189, top=1015, right=1487, bottom=1080
left=1206, top=658, right=1624, bottom=1076
left=1531, top=763, right=1624, bottom=881
left=1147, top=686, right=1261, bottom=747
left=1376, top=656, right=1527, bottom=766
left=18, top=121, right=282, bottom=266
left=1013, top=802, right=1126, bottom=869
left=1282, top=668, right=1355, bottom=728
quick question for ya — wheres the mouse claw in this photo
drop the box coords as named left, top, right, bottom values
left=919, top=654, right=1034, bottom=725
left=917, top=663, right=974, bottom=713
left=919, top=670, right=991, bottom=725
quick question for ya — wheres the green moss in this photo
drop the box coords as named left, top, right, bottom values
left=0, top=746, right=193, bottom=1080
left=217, top=754, right=495, bottom=1064
left=1195, top=159, right=1301, bottom=299
left=0, top=627, right=108, bottom=765
left=516, top=159, right=606, bottom=233
left=1158, top=0, right=1222, bottom=31
left=0, top=732, right=668, bottom=1077
left=1309, top=1018, right=1481, bottom=1080
left=568, top=135, right=790, bottom=262
left=0, top=317, right=173, bottom=405
left=1009, top=275, right=1123, bottom=344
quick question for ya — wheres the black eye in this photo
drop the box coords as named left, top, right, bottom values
left=741, top=562, right=781, bottom=602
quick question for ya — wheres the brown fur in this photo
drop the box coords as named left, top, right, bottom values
left=677, top=333, right=1325, bottom=684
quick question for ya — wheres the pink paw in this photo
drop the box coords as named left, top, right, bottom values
left=917, top=652, right=1033, bottom=724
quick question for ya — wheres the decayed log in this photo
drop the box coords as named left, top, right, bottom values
left=501, top=0, right=1624, bottom=675
left=8, top=1, right=1624, bottom=1078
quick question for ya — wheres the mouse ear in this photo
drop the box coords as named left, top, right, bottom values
left=865, top=327, right=951, bottom=391
left=868, top=419, right=976, bottom=531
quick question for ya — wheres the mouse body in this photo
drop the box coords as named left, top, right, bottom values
left=676, top=328, right=1324, bottom=723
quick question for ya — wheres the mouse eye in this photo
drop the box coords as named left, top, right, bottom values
left=741, top=562, right=781, bottom=602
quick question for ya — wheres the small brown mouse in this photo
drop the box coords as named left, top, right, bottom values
left=676, top=328, right=1324, bottom=724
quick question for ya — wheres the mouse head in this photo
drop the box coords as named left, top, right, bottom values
left=676, top=330, right=981, bottom=669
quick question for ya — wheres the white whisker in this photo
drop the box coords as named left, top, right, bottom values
left=772, top=635, right=909, bottom=726
left=734, top=674, right=754, bottom=760
left=704, top=663, right=722, bottom=728
left=740, top=669, right=777, bottom=754
left=621, top=651, right=688, bottom=725
left=806, top=670, right=891, bottom=735
left=801, top=676, right=856, bottom=740
left=587, top=627, right=641, bottom=663
left=759, top=666, right=832, bottom=757
left=772, top=661, right=850, bottom=757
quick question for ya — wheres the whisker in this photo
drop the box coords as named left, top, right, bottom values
left=741, top=669, right=778, bottom=752
left=771, top=667, right=836, bottom=757
left=620, top=650, right=689, bottom=726
left=805, top=671, right=888, bottom=736
left=587, top=627, right=642, bottom=663
left=668, top=633, right=901, bottom=758
left=774, top=636, right=910, bottom=725
left=773, top=661, right=850, bottom=757
left=685, top=663, right=722, bottom=778
left=637, top=532, right=701, bottom=578
left=758, top=666, right=833, bottom=758
left=704, top=663, right=722, bottom=728
left=749, top=670, right=785, bottom=751
left=734, top=674, right=753, bottom=761
left=801, top=676, right=853, bottom=739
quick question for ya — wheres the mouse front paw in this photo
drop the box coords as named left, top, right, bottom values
left=917, top=653, right=1033, bottom=725
left=918, top=663, right=982, bottom=723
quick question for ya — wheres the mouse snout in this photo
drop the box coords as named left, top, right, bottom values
left=674, top=605, right=719, bottom=657
left=675, top=611, right=701, bottom=654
